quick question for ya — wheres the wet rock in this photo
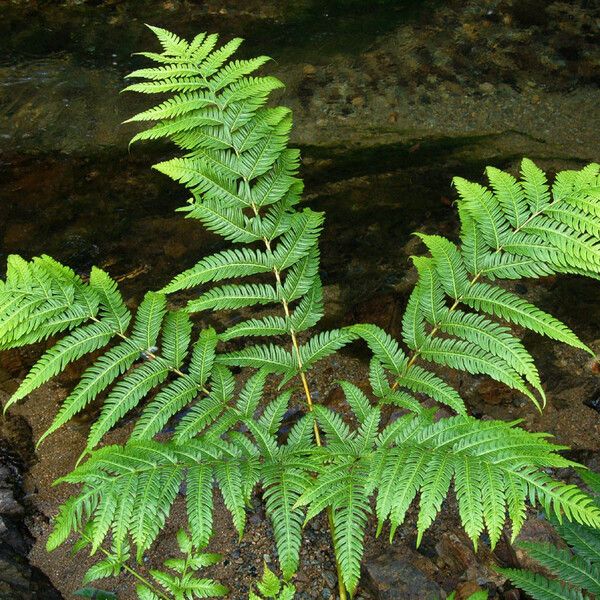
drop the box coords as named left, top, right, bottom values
left=0, top=415, right=62, bottom=599
left=435, top=531, right=506, bottom=588
left=473, top=379, right=515, bottom=406
left=453, top=581, right=484, bottom=599
left=511, top=517, right=566, bottom=574
left=362, top=546, right=444, bottom=599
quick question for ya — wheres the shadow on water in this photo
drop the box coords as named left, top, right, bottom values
left=0, top=0, right=597, bottom=324
left=0, top=134, right=498, bottom=311
left=0, top=0, right=430, bottom=67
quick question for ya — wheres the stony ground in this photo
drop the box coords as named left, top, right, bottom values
left=1, top=0, right=600, bottom=598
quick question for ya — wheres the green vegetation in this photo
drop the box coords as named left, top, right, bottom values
left=1, top=26, right=600, bottom=599
left=501, top=470, right=600, bottom=600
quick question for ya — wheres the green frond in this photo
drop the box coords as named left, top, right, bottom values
left=454, top=177, right=512, bottom=251
left=500, top=568, right=586, bottom=600
left=331, top=470, right=370, bottom=596
left=187, top=282, right=280, bottom=312
left=517, top=469, right=600, bottom=529
left=485, top=166, right=526, bottom=228
left=401, top=283, right=428, bottom=350
left=272, top=210, right=323, bottom=271
left=236, top=369, right=268, bottom=417
left=521, top=158, right=551, bottom=212
left=39, top=339, right=141, bottom=445
left=86, top=358, right=172, bottom=451
left=517, top=541, right=600, bottom=595
left=160, top=247, right=273, bottom=293
left=262, top=461, right=309, bottom=579
left=349, top=324, right=408, bottom=374
left=313, top=405, right=353, bottom=447
left=209, top=57, right=271, bottom=92
left=259, top=391, right=292, bottom=435
left=146, top=24, right=189, bottom=56
left=289, top=281, right=324, bottom=332
left=160, top=310, right=192, bottom=367
left=461, top=281, right=590, bottom=353
left=214, top=456, right=247, bottom=537
left=89, top=267, right=131, bottom=334
left=131, top=375, right=201, bottom=440
left=6, top=321, right=115, bottom=410
left=435, top=307, right=542, bottom=393
left=282, top=247, right=320, bottom=303
left=220, top=315, right=288, bottom=341
left=417, top=336, right=538, bottom=407
left=189, top=327, right=219, bottom=386
left=454, top=454, right=485, bottom=545
left=124, top=91, right=214, bottom=122
left=130, top=292, right=168, bottom=349
left=481, top=461, right=506, bottom=547
left=186, top=463, right=214, bottom=549
left=339, top=381, right=372, bottom=424
left=417, top=234, right=470, bottom=299
left=251, top=564, right=296, bottom=599
left=416, top=451, right=454, bottom=545
left=5, top=26, right=600, bottom=600
left=216, top=344, right=296, bottom=374
left=298, top=329, right=356, bottom=370
left=395, top=365, right=466, bottom=414
left=174, top=365, right=234, bottom=441
left=557, top=520, right=600, bottom=565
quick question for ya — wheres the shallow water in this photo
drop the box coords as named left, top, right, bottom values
left=0, top=0, right=599, bottom=315
left=0, top=0, right=460, bottom=306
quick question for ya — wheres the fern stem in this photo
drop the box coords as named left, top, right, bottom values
left=247, top=199, right=347, bottom=599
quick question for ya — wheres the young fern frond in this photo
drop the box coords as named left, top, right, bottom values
left=250, top=564, right=296, bottom=600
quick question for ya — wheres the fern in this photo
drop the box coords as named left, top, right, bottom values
left=249, top=564, right=296, bottom=600
left=500, top=470, right=600, bottom=600
left=2, top=25, right=600, bottom=600
left=295, top=396, right=600, bottom=595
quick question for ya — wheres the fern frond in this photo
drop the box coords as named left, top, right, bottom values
left=461, top=282, right=589, bottom=352
left=187, top=282, right=279, bottom=312
left=349, top=324, right=408, bottom=374
left=160, top=248, right=273, bottom=293
left=396, top=365, right=466, bottom=414
left=216, top=344, right=296, bottom=374
left=331, top=467, right=370, bottom=595
left=517, top=542, right=600, bottom=595
left=220, top=315, right=288, bottom=341
left=298, top=329, right=356, bottom=370
left=6, top=320, right=114, bottom=410
left=39, top=339, right=141, bottom=445
left=499, top=569, right=585, bottom=600
left=90, top=267, right=131, bottom=334
left=86, top=358, right=172, bottom=450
